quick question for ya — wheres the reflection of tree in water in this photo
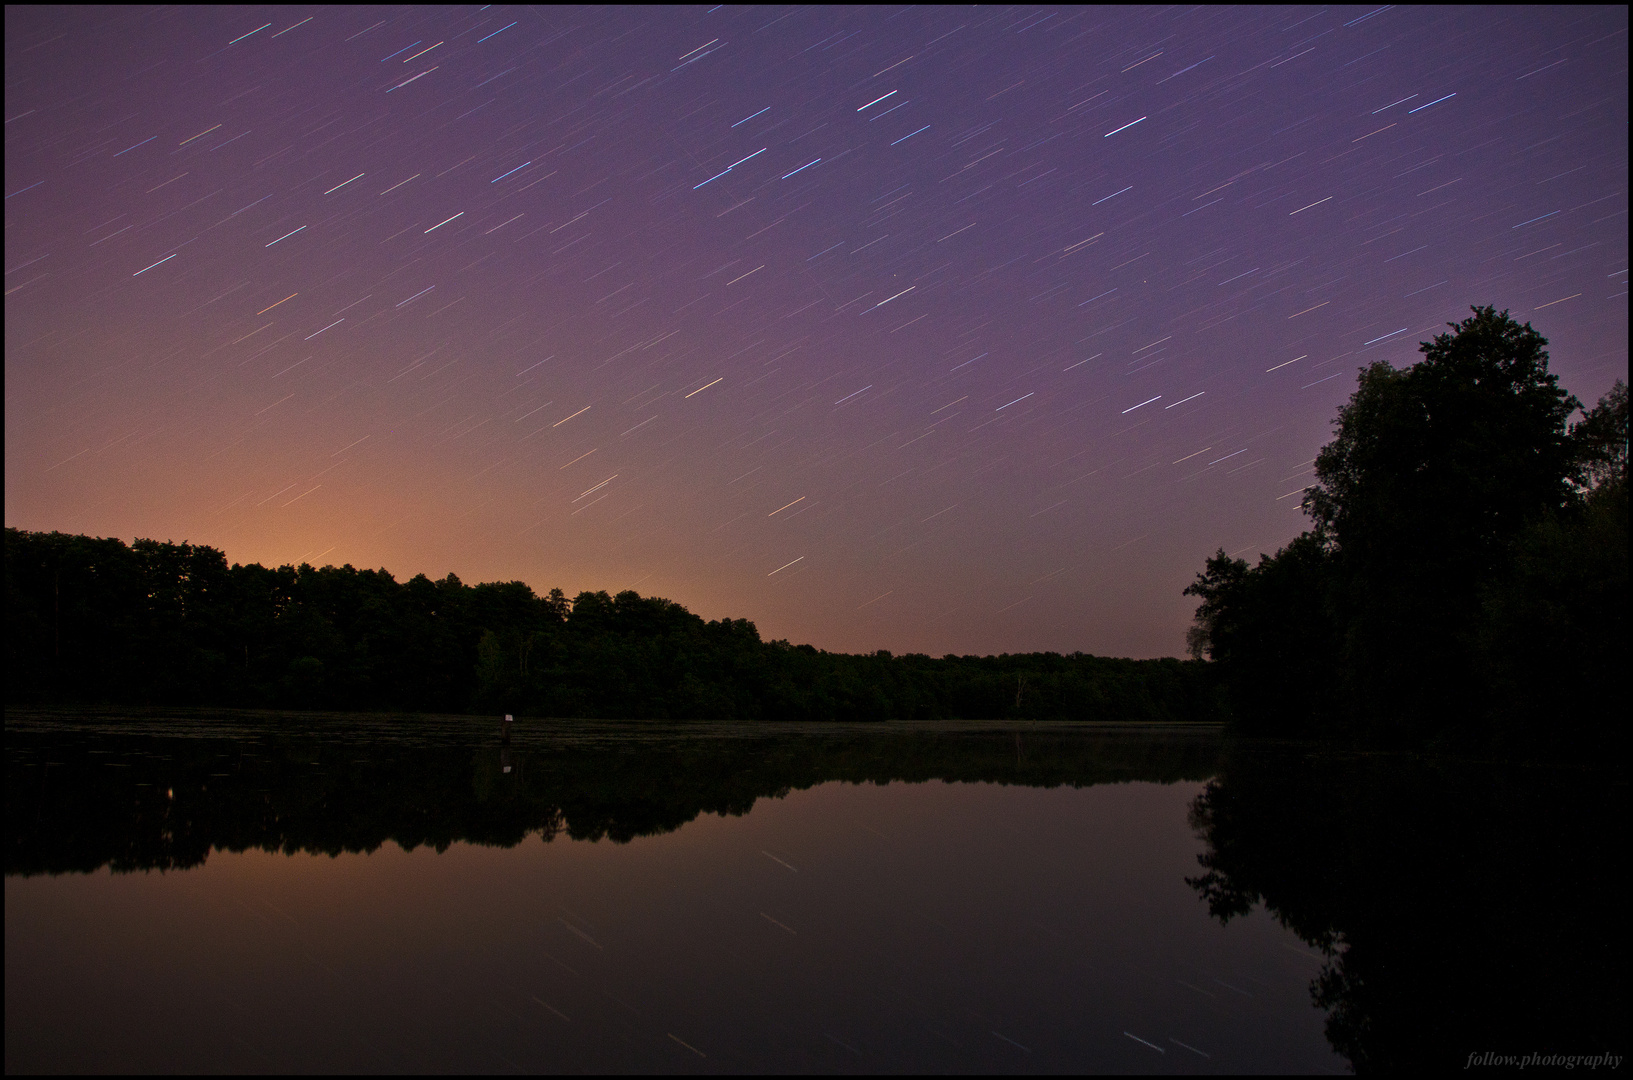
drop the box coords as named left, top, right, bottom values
left=1187, top=744, right=1627, bottom=1072
left=6, top=720, right=1221, bottom=877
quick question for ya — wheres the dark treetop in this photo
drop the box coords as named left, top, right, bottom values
left=1184, top=307, right=1627, bottom=756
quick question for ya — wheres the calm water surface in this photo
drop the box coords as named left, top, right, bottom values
left=6, top=711, right=1623, bottom=1073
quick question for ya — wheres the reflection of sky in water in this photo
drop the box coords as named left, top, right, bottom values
left=6, top=779, right=1339, bottom=1072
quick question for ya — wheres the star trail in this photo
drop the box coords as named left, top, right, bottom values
left=5, top=5, right=1627, bottom=657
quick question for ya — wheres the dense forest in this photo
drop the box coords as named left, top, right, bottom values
left=1185, top=308, right=1627, bottom=754
left=4, top=530, right=1215, bottom=723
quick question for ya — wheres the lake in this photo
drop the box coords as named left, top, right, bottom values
left=5, top=711, right=1624, bottom=1073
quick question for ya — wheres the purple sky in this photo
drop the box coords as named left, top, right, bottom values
left=5, top=6, right=1627, bottom=658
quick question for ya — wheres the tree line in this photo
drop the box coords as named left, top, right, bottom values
left=1185, top=307, right=1627, bottom=754
left=5, top=529, right=1216, bottom=722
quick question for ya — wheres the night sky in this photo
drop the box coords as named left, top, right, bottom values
left=5, top=6, right=1627, bottom=659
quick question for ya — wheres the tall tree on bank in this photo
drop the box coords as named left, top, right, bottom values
left=1473, top=378, right=1627, bottom=754
left=1187, top=307, right=1623, bottom=751
left=1306, top=306, right=1579, bottom=742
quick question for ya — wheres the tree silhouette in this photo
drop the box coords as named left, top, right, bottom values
left=6, top=528, right=1218, bottom=722
left=1186, top=307, right=1624, bottom=752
